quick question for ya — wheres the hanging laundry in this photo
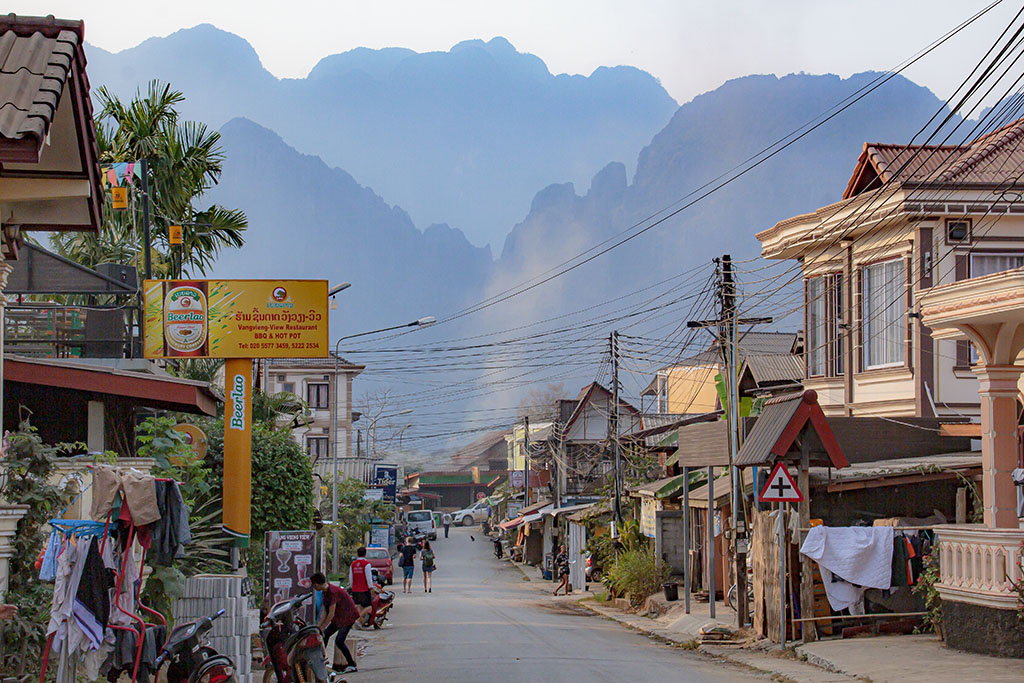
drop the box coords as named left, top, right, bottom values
left=149, top=480, right=191, bottom=566
left=1013, top=468, right=1024, bottom=517
left=73, top=537, right=114, bottom=649
left=39, top=529, right=60, bottom=581
left=890, top=534, right=917, bottom=587
left=800, top=526, right=894, bottom=611
left=91, top=465, right=161, bottom=525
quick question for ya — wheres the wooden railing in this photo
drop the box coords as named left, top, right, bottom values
left=934, top=524, right=1024, bottom=609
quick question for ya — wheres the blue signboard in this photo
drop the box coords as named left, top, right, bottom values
left=373, top=463, right=399, bottom=503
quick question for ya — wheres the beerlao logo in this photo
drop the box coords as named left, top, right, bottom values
left=267, top=285, right=295, bottom=308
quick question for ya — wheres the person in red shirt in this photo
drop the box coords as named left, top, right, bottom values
left=312, top=572, right=359, bottom=674
left=348, top=547, right=374, bottom=623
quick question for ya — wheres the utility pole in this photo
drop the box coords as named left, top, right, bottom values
left=140, top=158, right=152, bottom=280
left=523, top=415, right=531, bottom=508
left=610, top=331, right=623, bottom=533
left=688, top=255, right=771, bottom=628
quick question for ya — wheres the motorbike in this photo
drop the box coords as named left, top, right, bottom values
left=362, top=571, right=395, bottom=630
left=494, top=537, right=503, bottom=559
left=155, top=608, right=237, bottom=683
left=260, top=592, right=331, bottom=683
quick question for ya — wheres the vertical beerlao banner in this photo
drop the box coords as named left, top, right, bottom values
left=142, top=279, right=329, bottom=359
left=373, top=463, right=399, bottom=503
left=223, top=358, right=253, bottom=546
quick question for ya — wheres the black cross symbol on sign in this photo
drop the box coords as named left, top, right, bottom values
left=771, top=478, right=792, bottom=498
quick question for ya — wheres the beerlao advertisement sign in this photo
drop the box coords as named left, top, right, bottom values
left=142, top=279, right=329, bottom=359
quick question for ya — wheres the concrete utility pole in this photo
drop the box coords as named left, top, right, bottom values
left=689, top=255, right=771, bottom=627
left=610, top=331, right=623, bottom=532
left=523, top=415, right=531, bottom=507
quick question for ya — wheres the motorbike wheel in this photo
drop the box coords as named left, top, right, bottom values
left=263, top=667, right=276, bottom=683
left=307, top=654, right=330, bottom=683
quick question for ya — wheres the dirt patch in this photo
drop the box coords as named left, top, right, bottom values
left=534, top=600, right=595, bottom=617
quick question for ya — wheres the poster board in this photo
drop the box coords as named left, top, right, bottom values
left=264, top=530, right=318, bottom=622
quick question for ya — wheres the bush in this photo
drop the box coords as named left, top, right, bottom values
left=604, top=547, right=670, bottom=607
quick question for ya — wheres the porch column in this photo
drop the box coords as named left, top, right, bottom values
left=973, top=364, right=1024, bottom=528
left=0, top=260, right=10, bottom=440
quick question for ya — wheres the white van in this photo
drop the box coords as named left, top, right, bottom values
left=406, top=509, right=436, bottom=540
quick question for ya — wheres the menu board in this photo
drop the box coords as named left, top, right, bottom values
left=264, top=530, right=318, bottom=622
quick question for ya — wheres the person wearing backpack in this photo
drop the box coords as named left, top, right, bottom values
left=421, top=540, right=436, bottom=592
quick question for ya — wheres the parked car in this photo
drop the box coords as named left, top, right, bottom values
left=585, top=552, right=601, bottom=583
left=406, top=509, right=436, bottom=540
left=365, top=546, right=393, bottom=585
left=452, top=499, right=490, bottom=526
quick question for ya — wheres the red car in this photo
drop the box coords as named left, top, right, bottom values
left=365, top=546, right=393, bottom=585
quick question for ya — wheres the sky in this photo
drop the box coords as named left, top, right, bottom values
left=10, top=0, right=1019, bottom=106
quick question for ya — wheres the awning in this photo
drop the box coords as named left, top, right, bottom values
left=523, top=504, right=554, bottom=524
left=6, top=355, right=219, bottom=415
left=686, top=468, right=754, bottom=509
left=632, top=475, right=686, bottom=499
left=542, top=502, right=595, bottom=518
left=499, top=516, right=524, bottom=530
left=519, top=499, right=553, bottom=516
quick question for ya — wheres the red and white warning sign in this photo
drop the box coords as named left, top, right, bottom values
left=757, top=462, right=803, bottom=503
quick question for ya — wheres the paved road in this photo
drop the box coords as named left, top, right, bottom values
left=348, top=526, right=760, bottom=681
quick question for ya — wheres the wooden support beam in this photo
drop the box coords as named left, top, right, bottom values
left=940, top=423, right=981, bottom=438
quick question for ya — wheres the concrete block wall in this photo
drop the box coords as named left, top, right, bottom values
left=172, top=574, right=259, bottom=682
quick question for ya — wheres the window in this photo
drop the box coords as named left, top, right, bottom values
left=307, top=383, right=329, bottom=408
left=862, top=259, right=906, bottom=369
left=946, top=219, right=972, bottom=244
left=970, top=253, right=1024, bottom=278
left=806, top=274, right=844, bottom=377
left=306, top=436, right=329, bottom=460
left=280, top=382, right=295, bottom=395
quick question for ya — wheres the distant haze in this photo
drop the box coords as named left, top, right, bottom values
left=9, top=0, right=1012, bottom=106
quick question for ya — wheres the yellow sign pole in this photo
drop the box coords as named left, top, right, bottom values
left=223, top=358, right=253, bottom=548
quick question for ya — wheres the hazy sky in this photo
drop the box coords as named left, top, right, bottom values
left=10, top=1, right=1016, bottom=105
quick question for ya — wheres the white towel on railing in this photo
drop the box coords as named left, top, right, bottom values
left=800, top=526, right=894, bottom=611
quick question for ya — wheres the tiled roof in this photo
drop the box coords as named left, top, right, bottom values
left=265, top=352, right=364, bottom=369
left=0, top=16, right=80, bottom=150
left=844, top=116, right=1024, bottom=199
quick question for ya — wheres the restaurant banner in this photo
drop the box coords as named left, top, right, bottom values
left=264, top=530, right=318, bottom=622
left=372, top=464, right=399, bottom=503
left=143, top=279, right=328, bottom=359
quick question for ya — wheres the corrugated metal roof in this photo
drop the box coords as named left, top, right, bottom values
left=672, top=332, right=799, bottom=369
left=734, top=393, right=803, bottom=466
left=742, top=353, right=804, bottom=384
left=0, top=21, right=77, bottom=145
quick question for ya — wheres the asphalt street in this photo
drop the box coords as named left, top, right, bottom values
left=347, top=525, right=761, bottom=682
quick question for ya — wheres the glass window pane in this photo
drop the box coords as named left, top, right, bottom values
left=862, top=260, right=904, bottom=368
left=807, top=278, right=825, bottom=376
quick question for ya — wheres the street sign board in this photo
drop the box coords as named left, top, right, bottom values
left=142, top=279, right=328, bottom=358
left=372, top=463, right=399, bottom=503
left=757, top=462, right=803, bottom=503
left=510, top=470, right=525, bottom=488
left=264, top=530, right=317, bottom=622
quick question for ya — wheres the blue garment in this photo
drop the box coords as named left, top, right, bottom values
left=39, top=530, right=60, bottom=582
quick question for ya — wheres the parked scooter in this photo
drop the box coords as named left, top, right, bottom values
left=494, top=537, right=503, bottom=559
left=260, top=592, right=332, bottom=683
left=155, top=608, right=237, bottom=683
left=362, top=570, right=395, bottom=629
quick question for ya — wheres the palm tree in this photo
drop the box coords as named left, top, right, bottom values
left=253, top=391, right=309, bottom=429
left=51, top=81, right=246, bottom=276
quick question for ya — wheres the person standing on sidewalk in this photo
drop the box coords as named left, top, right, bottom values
left=442, top=512, right=452, bottom=538
left=421, top=540, right=436, bottom=592
left=348, top=546, right=374, bottom=623
left=399, top=536, right=418, bottom=594
left=311, top=573, right=359, bottom=675
left=553, top=544, right=571, bottom=596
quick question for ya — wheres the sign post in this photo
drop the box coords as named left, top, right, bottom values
left=223, top=358, right=253, bottom=551
left=757, top=461, right=802, bottom=647
left=143, top=278, right=329, bottom=566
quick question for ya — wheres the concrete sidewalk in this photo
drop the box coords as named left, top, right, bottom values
left=797, top=634, right=1022, bottom=683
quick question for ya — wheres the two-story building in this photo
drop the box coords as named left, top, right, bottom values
left=758, top=121, right=1024, bottom=418
left=262, top=354, right=364, bottom=487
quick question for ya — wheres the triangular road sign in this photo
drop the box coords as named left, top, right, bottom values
left=757, top=462, right=803, bottom=503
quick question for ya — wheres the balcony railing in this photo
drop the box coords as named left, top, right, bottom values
left=934, top=524, right=1024, bottom=609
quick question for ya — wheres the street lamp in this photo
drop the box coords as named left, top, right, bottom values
left=330, top=316, right=433, bottom=573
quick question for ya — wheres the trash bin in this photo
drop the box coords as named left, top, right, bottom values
left=663, top=581, right=679, bottom=602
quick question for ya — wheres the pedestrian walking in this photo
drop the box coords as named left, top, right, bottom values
left=553, top=544, right=571, bottom=596
left=348, top=546, right=374, bottom=623
left=399, top=536, right=418, bottom=593
left=421, top=540, right=436, bottom=592
left=311, top=572, right=359, bottom=674
left=442, top=512, right=452, bottom=538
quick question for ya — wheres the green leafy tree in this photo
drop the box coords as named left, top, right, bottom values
left=51, top=80, right=246, bottom=277
left=0, top=422, right=74, bottom=677
left=320, top=478, right=391, bottom=571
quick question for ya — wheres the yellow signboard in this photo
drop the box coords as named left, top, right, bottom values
left=168, top=224, right=183, bottom=245
left=143, top=279, right=329, bottom=359
left=111, top=186, right=128, bottom=209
